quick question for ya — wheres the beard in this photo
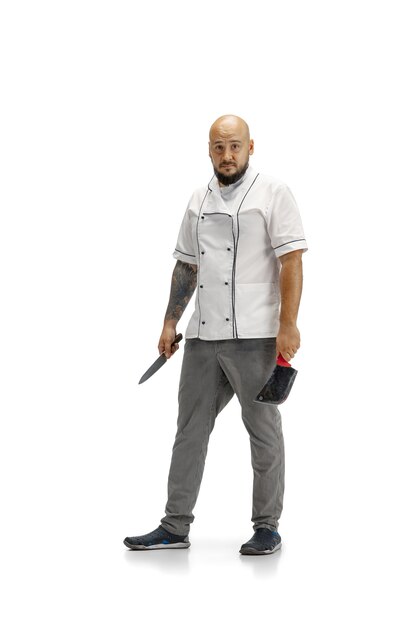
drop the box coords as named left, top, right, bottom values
left=213, top=159, right=249, bottom=186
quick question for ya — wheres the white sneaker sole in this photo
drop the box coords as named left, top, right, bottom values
left=124, top=539, right=191, bottom=550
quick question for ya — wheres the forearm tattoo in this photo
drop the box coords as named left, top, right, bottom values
left=164, top=260, right=198, bottom=323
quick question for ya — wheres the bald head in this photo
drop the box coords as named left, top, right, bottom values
left=208, top=115, right=254, bottom=186
left=209, top=115, right=250, bottom=143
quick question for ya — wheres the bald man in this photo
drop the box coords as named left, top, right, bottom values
left=124, top=115, right=308, bottom=555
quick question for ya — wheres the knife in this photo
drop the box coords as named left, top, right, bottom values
left=254, top=353, right=298, bottom=405
left=138, top=333, right=183, bottom=384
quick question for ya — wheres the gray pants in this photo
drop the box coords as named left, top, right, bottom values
left=160, top=338, right=285, bottom=536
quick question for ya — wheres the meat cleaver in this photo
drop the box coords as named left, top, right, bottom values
left=254, top=353, right=298, bottom=405
left=138, top=333, right=183, bottom=384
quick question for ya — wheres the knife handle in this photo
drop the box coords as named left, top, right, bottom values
left=172, top=333, right=183, bottom=346
left=276, top=353, right=291, bottom=367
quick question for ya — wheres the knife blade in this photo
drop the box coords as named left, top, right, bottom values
left=138, top=333, right=183, bottom=384
left=254, top=353, right=297, bottom=405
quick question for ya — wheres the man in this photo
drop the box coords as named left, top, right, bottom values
left=124, top=115, right=308, bottom=555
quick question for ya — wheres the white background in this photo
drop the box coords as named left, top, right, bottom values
left=1, top=0, right=416, bottom=624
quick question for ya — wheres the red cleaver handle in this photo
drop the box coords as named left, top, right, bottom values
left=276, top=353, right=292, bottom=367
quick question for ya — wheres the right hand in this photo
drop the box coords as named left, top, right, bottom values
left=158, top=323, right=179, bottom=359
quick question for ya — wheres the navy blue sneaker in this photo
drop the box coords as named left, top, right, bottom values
left=124, top=525, right=190, bottom=550
left=239, top=528, right=282, bottom=555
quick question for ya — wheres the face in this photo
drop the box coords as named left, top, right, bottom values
left=208, top=119, right=254, bottom=186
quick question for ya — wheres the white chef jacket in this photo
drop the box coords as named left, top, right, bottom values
left=172, top=165, right=308, bottom=340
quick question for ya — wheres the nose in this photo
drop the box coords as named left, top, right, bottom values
left=223, top=146, right=234, bottom=162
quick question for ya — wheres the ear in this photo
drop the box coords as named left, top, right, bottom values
left=249, top=139, right=254, bottom=155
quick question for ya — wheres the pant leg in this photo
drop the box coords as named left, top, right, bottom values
left=160, top=339, right=234, bottom=536
left=216, top=338, right=285, bottom=532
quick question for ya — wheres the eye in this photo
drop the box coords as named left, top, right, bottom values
left=214, top=145, right=224, bottom=153
left=231, top=143, right=241, bottom=152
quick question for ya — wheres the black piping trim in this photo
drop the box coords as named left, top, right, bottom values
left=195, top=188, right=210, bottom=336
left=231, top=219, right=237, bottom=337
left=175, top=248, right=196, bottom=257
left=232, top=173, right=260, bottom=338
left=203, top=212, right=232, bottom=216
left=274, top=238, right=306, bottom=250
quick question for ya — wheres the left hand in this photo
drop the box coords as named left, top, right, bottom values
left=276, top=322, right=300, bottom=362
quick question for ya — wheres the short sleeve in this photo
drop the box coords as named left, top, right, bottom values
left=172, top=202, right=197, bottom=265
left=266, top=185, right=308, bottom=258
